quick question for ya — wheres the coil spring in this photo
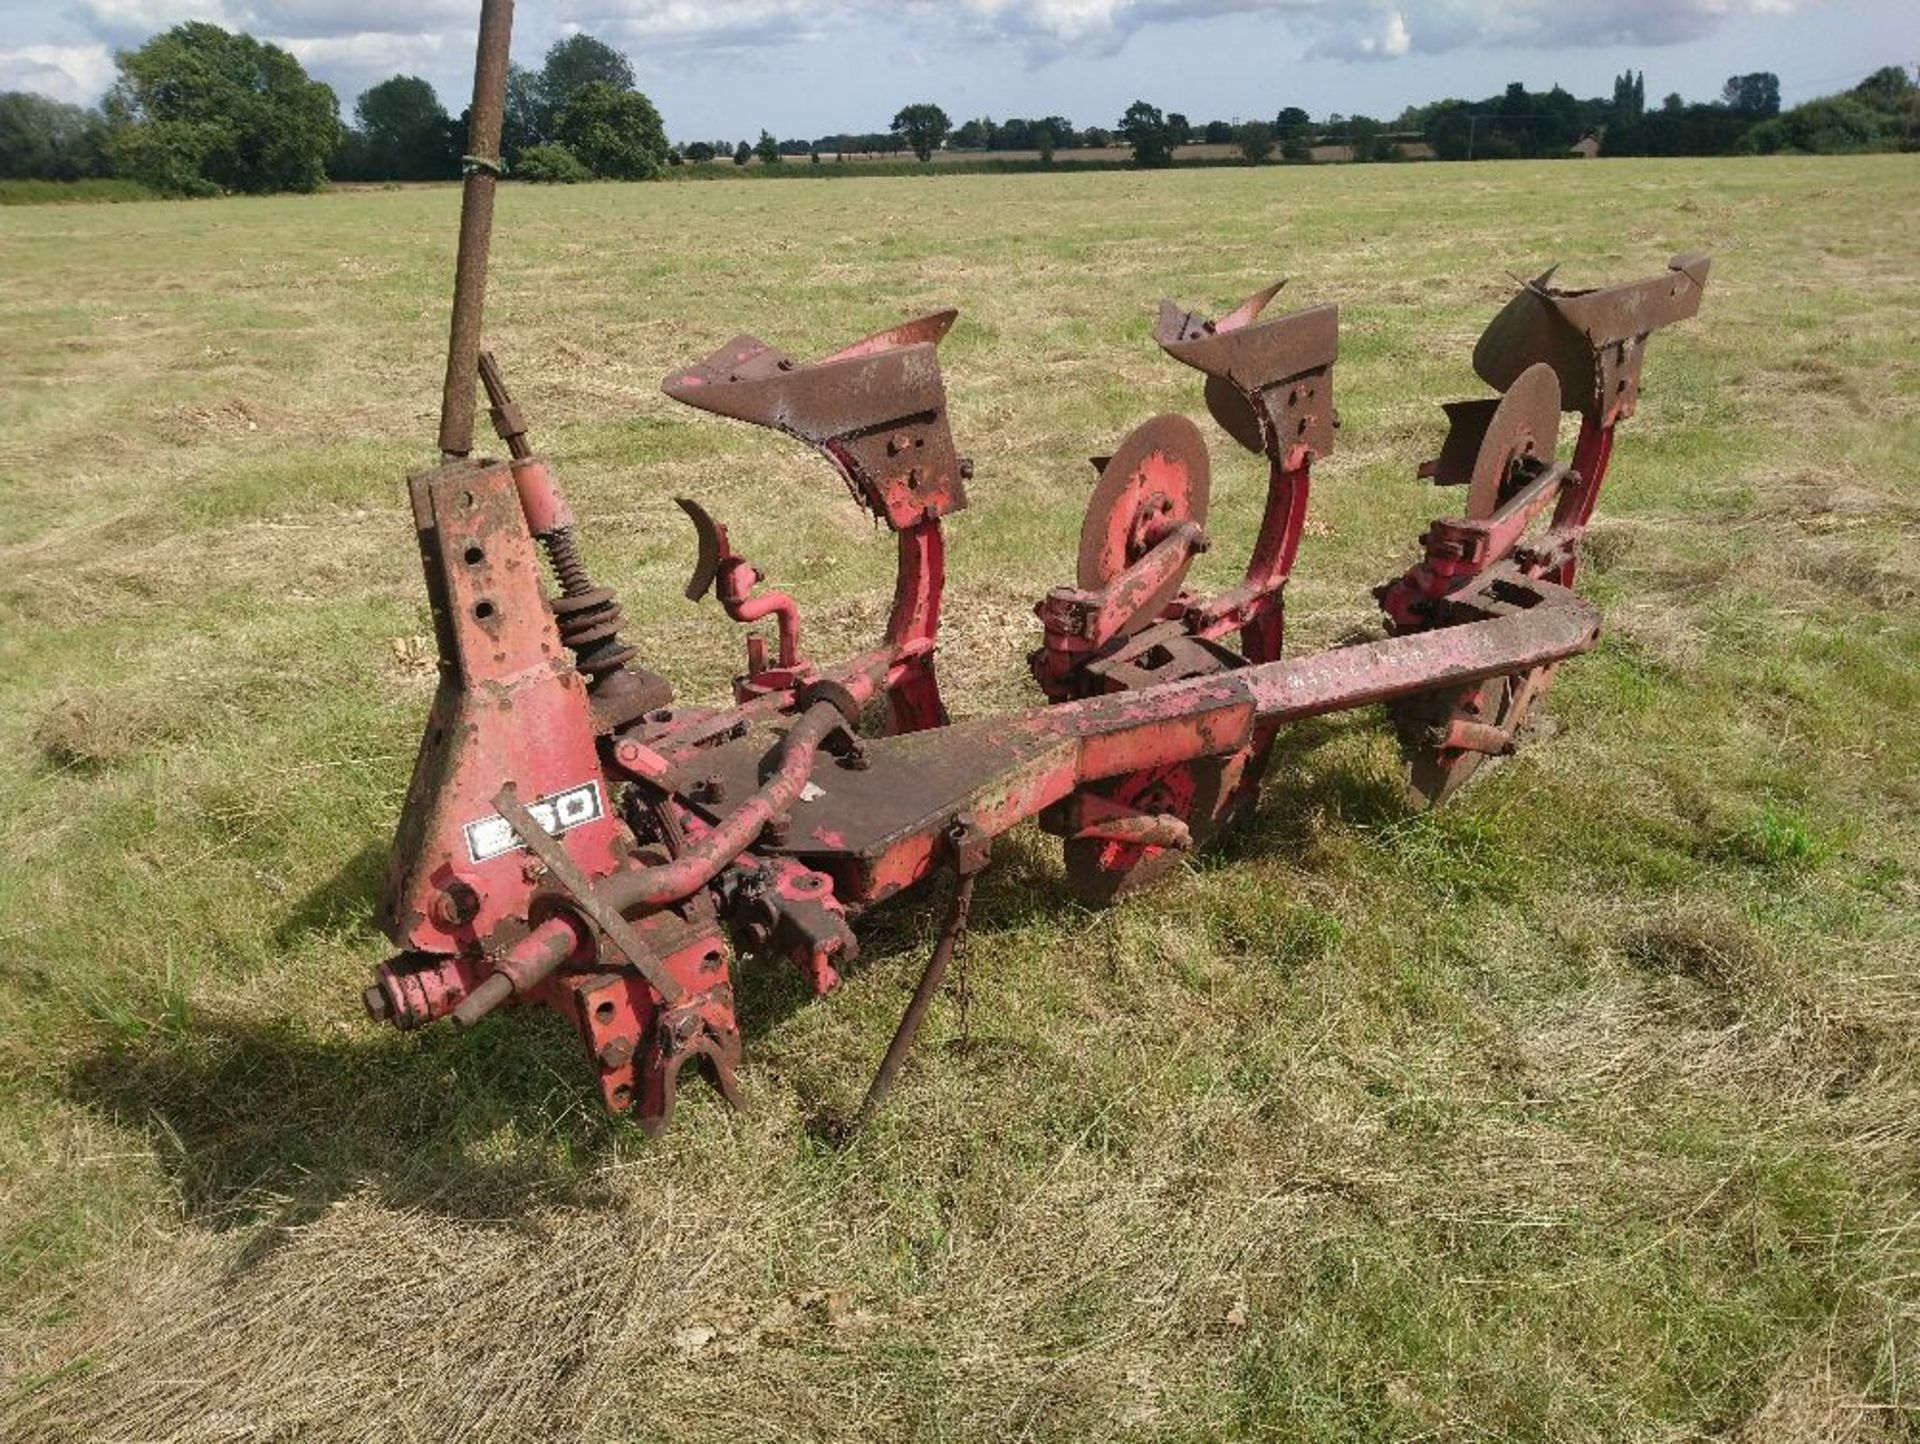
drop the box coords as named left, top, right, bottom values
left=543, top=527, right=637, bottom=679
left=546, top=525, right=593, bottom=594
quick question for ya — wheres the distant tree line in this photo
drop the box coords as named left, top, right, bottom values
left=335, top=33, right=667, bottom=183
left=1379, top=68, right=1912, bottom=161
left=0, top=24, right=670, bottom=193
left=711, top=67, right=1914, bottom=171
left=2, top=26, right=1913, bottom=197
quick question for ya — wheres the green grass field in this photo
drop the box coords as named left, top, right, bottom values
left=1, top=156, right=1916, bottom=1441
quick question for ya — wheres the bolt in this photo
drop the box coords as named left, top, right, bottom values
left=693, top=775, right=727, bottom=804
left=432, top=880, right=480, bottom=927
left=763, top=814, right=791, bottom=847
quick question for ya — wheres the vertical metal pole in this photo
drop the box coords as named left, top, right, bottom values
left=438, top=0, right=515, bottom=461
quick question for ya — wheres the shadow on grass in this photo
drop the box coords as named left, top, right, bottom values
left=63, top=1005, right=630, bottom=1253
left=272, top=841, right=388, bottom=949
left=59, top=712, right=1418, bottom=1238
left=60, top=833, right=1084, bottom=1243
left=1197, top=711, right=1409, bottom=871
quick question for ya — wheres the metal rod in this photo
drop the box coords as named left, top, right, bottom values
left=849, top=869, right=977, bottom=1133
left=597, top=702, right=846, bottom=914
left=487, top=782, right=688, bottom=1007
left=437, top=0, right=515, bottom=461
left=478, top=351, right=531, bottom=458
left=450, top=915, right=578, bottom=1029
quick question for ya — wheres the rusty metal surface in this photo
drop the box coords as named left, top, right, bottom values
left=1060, top=759, right=1225, bottom=904
left=847, top=817, right=987, bottom=1133
left=376, top=162, right=1709, bottom=1131
left=669, top=569, right=1596, bottom=912
left=675, top=711, right=1060, bottom=898
left=488, top=782, right=686, bottom=1005
left=480, top=353, right=669, bottom=724
left=823, top=309, right=959, bottom=360
left=376, top=460, right=620, bottom=957
left=1076, top=414, right=1211, bottom=600
left=598, top=701, right=845, bottom=913
left=1464, top=361, right=1560, bottom=519
left=1155, top=285, right=1338, bottom=464
left=436, top=0, right=513, bottom=459
left=676, top=497, right=726, bottom=601
left=1474, top=253, right=1710, bottom=425
left=662, top=315, right=967, bottom=530
left=1042, top=521, right=1205, bottom=652
left=1083, top=625, right=1246, bottom=694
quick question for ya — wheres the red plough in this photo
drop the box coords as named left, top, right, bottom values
left=361, top=1, right=1710, bottom=1133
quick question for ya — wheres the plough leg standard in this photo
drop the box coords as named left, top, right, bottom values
left=362, top=0, right=1710, bottom=1133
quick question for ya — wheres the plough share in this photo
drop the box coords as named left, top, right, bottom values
left=362, top=0, right=1710, bottom=1133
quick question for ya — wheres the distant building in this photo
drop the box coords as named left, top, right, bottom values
left=1569, top=134, right=1602, bottom=158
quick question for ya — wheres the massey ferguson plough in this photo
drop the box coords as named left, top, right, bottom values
left=362, top=0, right=1710, bottom=1133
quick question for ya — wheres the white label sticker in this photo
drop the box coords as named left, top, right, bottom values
left=463, top=781, right=604, bottom=863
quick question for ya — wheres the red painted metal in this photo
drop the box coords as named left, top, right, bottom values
left=376, top=460, right=622, bottom=958
left=675, top=497, right=812, bottom=699
left=362, top=0, right=1712, bottom=1137
left=882, top=521, right=947, bottom=733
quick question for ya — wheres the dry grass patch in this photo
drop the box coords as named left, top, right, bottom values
left=1, top=156, right=1917, bottom=1441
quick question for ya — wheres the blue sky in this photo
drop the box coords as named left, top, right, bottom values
left=0, top=2, right=1910, bottom=141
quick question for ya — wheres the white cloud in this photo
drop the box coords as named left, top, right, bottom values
left=1347, top=8, right=1412, bottom=58
left=72, top=0, right=470, bottom=46
left=0, top=43, right=116, bottom=103
left=1, top=0, right=1823, bottom=107
left=560, top=2, right=827, bottom=53
left=246, top=2, right=471, bottom=37
left=1304, top=0, right=1809, bottom=61
left=277, top=30, right=456, bottom=104
left=937, top=1, right=1320, bottom=59
left=554, top=0, right=1812, bottom=64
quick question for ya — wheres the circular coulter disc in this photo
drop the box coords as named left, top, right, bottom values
left=1465, top=361, right=1560, bottom=520
left=1076, top=414, right=1211, bottom=619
